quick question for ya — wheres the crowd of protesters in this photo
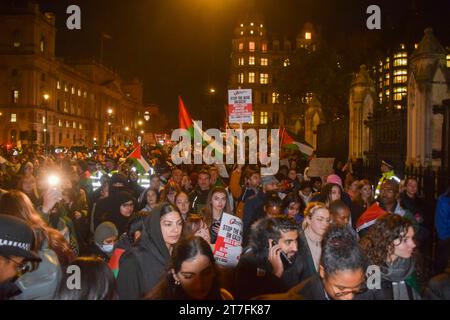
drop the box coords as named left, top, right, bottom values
left=0, top=143, right=449, bottom=300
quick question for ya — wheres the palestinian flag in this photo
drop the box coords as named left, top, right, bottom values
left=108, top=248, right=125, bottom=278
left=280, top=128, right=314, bottom=158
left=127, top=145, right=151, bottom=174
left=178, top=96, right=229, bottom=177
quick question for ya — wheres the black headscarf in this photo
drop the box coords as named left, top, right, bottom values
left=105, top=191, right=135, bottom=235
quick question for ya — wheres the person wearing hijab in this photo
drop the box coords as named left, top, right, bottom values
left=103, top=191, right=135, bottom=236
left=116, top=203, right=183, bottom=300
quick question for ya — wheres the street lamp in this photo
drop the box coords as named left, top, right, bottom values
left=43, top=94, right=50, bottom=155
left=144, top=111, right=150, bottom=122
left=138, top=120, right=143, bottom=126
left=107, top=108, right=113, bottom=147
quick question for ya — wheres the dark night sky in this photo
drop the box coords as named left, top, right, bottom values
left=34, top=0, right=450, bottom=128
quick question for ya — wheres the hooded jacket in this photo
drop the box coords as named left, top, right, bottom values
left=116, top=205, right=171, bottom=300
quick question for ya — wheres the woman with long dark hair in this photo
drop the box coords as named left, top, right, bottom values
left=55, top=257, right=117, bottom=300
left=201, top=187, right=232, bottom=244
left=117, top=203, right=183, bottom=299
left=146, top=236, right=232, bottom=300
left=139, top=188, right=160, bottom=213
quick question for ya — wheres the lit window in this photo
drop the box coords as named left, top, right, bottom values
left=249, top=72, right=255, bottom=83
left=250, top=30, right=254, bottom=35
left=394, top=52, right=407, bottom=58
left=66, top=121, right=69, bottom=128
left=240, top=23, right=244, bottom=27
left=64, top=84, right=68, bottom=92
left=79, top=123, right=83, bottom=129
left=261, top=58, right=268, bottom=66
left=447, top=54, right=450, bottom=68
left=78, top=89, right=81, bottom=96
left=394, top=93, right=403, bottom=101
left=394, top=58, right=408, bottom=66
left=238, top=42, right=244, bottom=52
left=394, top=87, right=407, bottom=93
left=386, top=57, right=390, bottom=62
left=58, top=120, right=62, bottom=127
left=238, top=73, right=244, bottom=84
left=64, top=101, right=68, bottom=113
left=395, top=105, right=402, bottom=110
left=12, top=90, right=19, bottom=104
left=261, top=43, right=267, bottom=52
left=73, top=121, right=77, bottom=129
left=260, top=112, right=268, bottom=125
left=384, top=79, right=390, bottom=86
left=414, top=44, right=419, bottom=49
left=40, top=38, right=45, bottom=53
left=260, top=73, right=269, bottom=84
left=272, top=92, right=279, bottom=104
left=379, top=92, right=383, bottom=103
left=394, top=76, right=407, bottom=84
left=11, top=114, right=17, bottom=122
left=84, top=91, right=87, bottom=98
left=400, top=44, right=405, bottom=50
left=260, top=32, right=263, bottom=36
left=305, top=32, right=311, bottom=40
left=57, top=81, right=61, bottom=90
left=393, top=69, right=407, bottom=75
left=249, top=56, right=255, bottom=65
left=13, top=41, right=21, bottom=48
left=249, top=42, right=255, bottom=52
left=283, top=58, right=290, bottom=67
left=42, top=116, right=46, bottom=124
left=71, top=87, right=75, bottom=94
left=238, top=57, right=245, bottom=66
left=250, top=112, right=255, bottom=124
left=240, top=31, right=244, bottom=36
left=385, top=89, right=390, bottom=96
left=250, top=22, right=254, bottom=26
left=260, top=24, right=263, bottom=28
left=385, top=73, right=390, bottom=79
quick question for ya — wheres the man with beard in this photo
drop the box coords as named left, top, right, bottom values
left=233, top=215, right=305, bottom=299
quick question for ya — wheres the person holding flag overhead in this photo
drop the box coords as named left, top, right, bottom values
left=280, top=127, right=314, bottom=161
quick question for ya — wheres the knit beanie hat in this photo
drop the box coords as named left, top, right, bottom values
left=95, top=221, right=118, bottom=245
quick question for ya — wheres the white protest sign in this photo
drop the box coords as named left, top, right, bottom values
left=213, top=212, right=243, bottom=267
left=228, top=89, right=252, bottom=124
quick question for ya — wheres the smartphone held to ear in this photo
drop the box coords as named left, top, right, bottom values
left=271, top=239, right=293, bottom=269
left=280, top=251, right=293, bottom=268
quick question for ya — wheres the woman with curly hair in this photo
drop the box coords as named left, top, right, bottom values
left=360, top=214, right=421, bottom=300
